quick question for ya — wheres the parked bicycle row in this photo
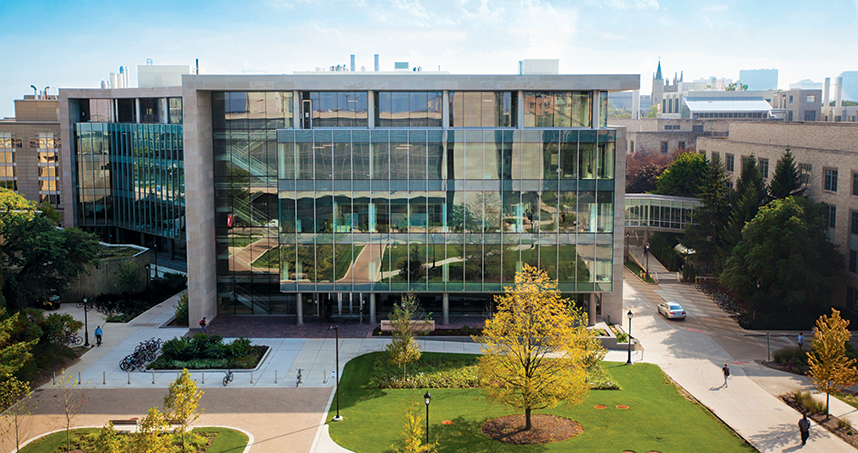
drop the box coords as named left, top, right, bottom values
left=696, top=279, right=743, bottom=314
left=119, top=337, right=163, bottom=372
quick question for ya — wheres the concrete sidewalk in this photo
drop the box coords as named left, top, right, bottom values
left=623, top=278, right=854, bottom=452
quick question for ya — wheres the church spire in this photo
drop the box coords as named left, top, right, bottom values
left=655, top=60, right=663, bottom=80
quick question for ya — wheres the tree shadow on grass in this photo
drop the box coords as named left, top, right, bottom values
left=434, top=416, right=549, bottom=453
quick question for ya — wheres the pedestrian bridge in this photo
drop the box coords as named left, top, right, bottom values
left=624, top=194, right=701, bottom=233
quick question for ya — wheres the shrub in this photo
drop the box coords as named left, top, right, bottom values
left=149, top=335, right=265, bottom=369
left=587, top=364, right=621, bottom=390
left=793, top=390, right=825, bottom=414
left=616, top=332, right=629, bottom=343
left=838, top=417, right=852, bottom=429
left=774, top=347, right=809, bottom=372
left=173, top=293, right=189, bottom=326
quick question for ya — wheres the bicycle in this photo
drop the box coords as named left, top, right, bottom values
left=223, top=369, right=234, bottom=387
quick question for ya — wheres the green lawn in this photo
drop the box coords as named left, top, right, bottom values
left=327, top=353, right=754, bottom=453
left=17, top=427, right=248, bottom=453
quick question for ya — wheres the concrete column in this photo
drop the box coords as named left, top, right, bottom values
left=296, top=293, right=303, bottom=325
left=442, top=293, right=449, bottom=325
left=632, top=90, right=640, bottom=120
left=516, top=90, right=525, bottom=128
left=368, top=90, right=375, bottom=129
left=588, top=293, right=596, bottom=326
left=442, top=91, right=449, bottom=129
left=369, top=293, right=376, bottom=325
left=135, top=98, right=141, bottom=124
left=338, top=293, right=343, bottom=317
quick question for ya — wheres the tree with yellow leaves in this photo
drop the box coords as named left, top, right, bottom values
left=392, top=400, right=437, bottom=453
left=163, top=368, right=203, bottom=452
left=807, top=308, right=858, bottom=418
left=475, top=264, right=605, bottom=430
left=130, top=407, right=175, bottom=453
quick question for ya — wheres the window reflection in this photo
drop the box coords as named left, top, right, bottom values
left=449, top=92, right=515, bottom=127
left=376, top=92, right=442, bottom=128
left=523, top=92, right=591, bottom=128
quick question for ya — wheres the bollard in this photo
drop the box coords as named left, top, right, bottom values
left=78, top=371, right=81, bottom=384
left=766, top=332, right=771, bottom=362
left=52, top=371, right=56, bottom=385
left=152, top=371, right=156, bottom=384
left=127, top=371, right=131, bottom=385
left=103, top=371, right=106, bottom=385
left=202, top=371, right=205, bottom=385
left=275, top=370, right=278, bottom=384
left=250, top=371, right=253, bottom=384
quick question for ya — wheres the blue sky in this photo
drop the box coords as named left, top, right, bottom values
left=1, top=0, right=857, bottom=118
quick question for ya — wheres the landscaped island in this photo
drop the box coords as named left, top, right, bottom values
left=147, top=334, right=267, bottom=370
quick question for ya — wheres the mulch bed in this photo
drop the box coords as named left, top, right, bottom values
left=481, top=414, right=582, bottom=445
left=780, top=393, right=858, bottom=448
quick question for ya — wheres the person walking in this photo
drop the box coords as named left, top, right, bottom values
left=798, top=413, right=811, bottom=446
left=798, top=332, right=804, bottom=349
left=199, top=317, right=208, bottom=333
left=94, top=326, right=103, bottom=347
left=722, top=363, right=730, bottom=387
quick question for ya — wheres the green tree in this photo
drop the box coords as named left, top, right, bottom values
left=385, top=292, right=429, bottom=378
left=0, top=376, right=34, bottom=452
left=0, top=308, right=36, bottom=376
left=654, top=150, right=708, bottom=197
left=807, top=309, right=858, bottom=418
left=475, top=264, right=604, bottom=430
left=683, top=154, right=734, bottom=274
left=646, top=105, right=658, bottom=118
left=117, top=262, right=144, bottom=293
left=130, top=407, right=175, bottom=453
left=162, top=368, right=204, bottom=453
left=392, top=400, right=438, bottom=453
left=721, top=197, right=842, bottom=314
left=768, top=148, right=805, bottom=200
left=726, top=155, right=767, bottom=248
left=2, top=215, right=101, bottom=309
left=89, top=422, right=127, bottom=453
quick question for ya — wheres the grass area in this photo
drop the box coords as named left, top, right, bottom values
left=97, top=245, right=141, bottom=259
left=327, top=353, right=753, bottom=453
left=17, top=427, right=248, bottom=453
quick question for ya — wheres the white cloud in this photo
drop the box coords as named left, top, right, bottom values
left=595, top=0, right=659, bottom=10
left=701, top=4, right=728, bottom=13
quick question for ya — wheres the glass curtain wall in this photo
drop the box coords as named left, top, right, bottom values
left=214, top=91, right=617, bottom=314
left=74, top=123, right=185, bottom=238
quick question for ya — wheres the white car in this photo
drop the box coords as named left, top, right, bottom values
left=658, top=302, right=687, bottom=320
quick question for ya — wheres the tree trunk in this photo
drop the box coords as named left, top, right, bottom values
left=525, top=407, right=532, bottom=430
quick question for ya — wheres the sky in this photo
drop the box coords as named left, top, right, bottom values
left=1, top=0, right=857, bottom=118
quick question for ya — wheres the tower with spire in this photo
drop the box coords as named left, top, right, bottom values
left=652, top=60, right=665, bottom=113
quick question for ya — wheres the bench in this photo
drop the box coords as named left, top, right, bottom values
left=109, top=418, right=139, bottom=432
left=379, top=320, right=435, bottom=333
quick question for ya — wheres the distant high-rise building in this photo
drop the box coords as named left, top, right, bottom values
left=739, top=69, right=778, bottom=91
left=790, top=79, right=823, bottom=90
left=839, top=71, right=858, bottom=102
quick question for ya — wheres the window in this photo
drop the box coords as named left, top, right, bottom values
left=664, top=124, right=680, bottom=130
left=662, top=100, right=667, bottom=114
left=678, top=141, right=686, bottom=150
left=711, top=152, right=719, bottom=162
left=674, top=99, right=680, bottom=113
left=804, top=110, right=816, bottom=121
left=800, top=164, right=812, bottom=187
left=305, top=91, right=370, bottom=127
left=851, top=211, right=858, bottom=235
left=789, top=95, right=794, bottom=104
left=629, top=140, right=635, bottom=153
left=522, top=91, right=590, bottom=127
left=168, top=98, right=183, bottom=124
left=449, top=92, right=515, bottom=127
left=824, top=168, right=839, bottom=192
left=726, top=154, right=734, bottom=172
left=807, top=95, right=816, bottom=103
left=828, top=205, right=837, bottom=229
left=660, top=142, right=668, bottom=153
left=852, top=172, right=858, bottom=196
left=850, top=251, right=858, bottom=274
left=848, top=286, right=858, bottom=308
left=759, top=158, right=769, bottom=178
left=788, top=111, right=794, bottom=121
left=742, top=156, right=752, bottom=169
left=692, top=124, right=703, bottom=133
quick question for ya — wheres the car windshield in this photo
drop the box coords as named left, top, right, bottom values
left=668, top=304, right=683, bottom=310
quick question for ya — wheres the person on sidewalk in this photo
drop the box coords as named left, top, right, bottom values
left=200, top=317, right=208, bottom=333
left=722, top=363, right=730, bottom=387
left=95, top=326, right=103, bottom=347
left=798, top=332, right=804, bottom=349
left=798, top=413, right=810, bottom=445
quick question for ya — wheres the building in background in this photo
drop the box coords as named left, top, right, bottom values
left=0, top=94, right=63, bottom=216
left=772, top=89, right=822, bottom=122
left=697, top=121, right=858, bottom=311
left=610, top=118, right=729, bottom=154
left=739, top=69, right=778, bottom=91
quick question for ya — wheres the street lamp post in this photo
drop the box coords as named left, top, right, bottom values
left=424, top=392, right=431, bottom=445
left=77, top=296, right=94, bottom=347
left=626, top=310, right=634, bottom=364
left=327, top=325, right=342, bottom=421
left=625, top=232, right=630, bottom=263
left=644, top=242, right=650, bottom=280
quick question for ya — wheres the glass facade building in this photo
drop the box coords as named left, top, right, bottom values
left=68, top=92, right=186, bottom=256
left=201, top=78, right=630, bottom=321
